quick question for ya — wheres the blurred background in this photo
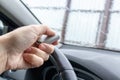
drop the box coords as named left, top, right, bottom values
left=22, top=0, right=120, bottom=51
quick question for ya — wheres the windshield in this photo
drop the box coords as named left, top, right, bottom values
left=21, top=0, right=120, bottom=51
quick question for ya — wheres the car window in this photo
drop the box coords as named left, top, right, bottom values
left=21, top=0, right=120, bottom=51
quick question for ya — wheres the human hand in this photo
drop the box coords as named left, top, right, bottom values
left=0, top=25, right=58, bottom=74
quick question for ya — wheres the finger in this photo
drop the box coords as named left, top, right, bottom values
left=23, top=54, right=44, bottom=67
left=30, top=47, right=50, bottom=61
left=41, top=25, right=55, bottom=37
left=52, top=41, right=59, bottom=45
left=24, top=47, right=32, bottom=53
left=38, top=43, right=54, bottom=54
left=28, top=25, right=55, bottom=37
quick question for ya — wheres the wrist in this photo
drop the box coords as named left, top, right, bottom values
left=0, top=36, right=9, bottom=74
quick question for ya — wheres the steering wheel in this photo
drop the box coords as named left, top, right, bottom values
left=1, top=35, right=77, bottom=80
left=37, top=35, right=77, bottom=80
left=51, top=47, right=77, bottom=80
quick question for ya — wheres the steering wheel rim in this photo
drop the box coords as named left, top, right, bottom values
left=51, top=47, right=77, bottom=80
left=1, top=47, right=77, bottom=80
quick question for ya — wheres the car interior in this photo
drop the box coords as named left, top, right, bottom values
left=0, top=0, right=120, bottom=80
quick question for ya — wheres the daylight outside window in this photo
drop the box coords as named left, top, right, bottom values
left=21, top=0, right=120, bottom=51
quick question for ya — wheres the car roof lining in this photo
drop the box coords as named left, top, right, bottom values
left=0, top=0, right=40, bottom=26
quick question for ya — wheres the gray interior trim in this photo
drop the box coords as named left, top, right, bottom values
left=0, top=0, right=40, bottom=26
left=61, top=48, right=120, bottom=80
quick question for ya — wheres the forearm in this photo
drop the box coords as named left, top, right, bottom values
left=0, top=52, right=7, bottom=74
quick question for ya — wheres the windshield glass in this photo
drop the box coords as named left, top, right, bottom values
left=21, top=0, right=120, bottom=51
